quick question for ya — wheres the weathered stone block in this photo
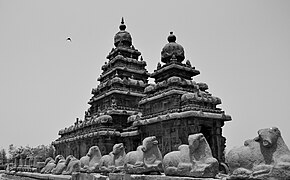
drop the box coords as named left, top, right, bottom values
left=124, top=136, right=163, bottom=174
left=48, top=174, right=72, bottom=180
left=99, top=143, right=126, bottom=173
left=71, top=173, right=107, bottom=180
left=163, top=133, right=219, bottom=178
left=109, top=173, right=218, bottom=180
left=226, top=127, right=290, bottom=180
left=80, top=146, right=102, bottom=173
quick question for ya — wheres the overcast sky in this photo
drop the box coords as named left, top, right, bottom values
left=0, top=0, right=290, bottom=153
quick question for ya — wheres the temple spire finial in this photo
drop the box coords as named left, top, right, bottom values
left=119, top=17, right=126, bottom=31
left=167, top=31, right=176, bottom=43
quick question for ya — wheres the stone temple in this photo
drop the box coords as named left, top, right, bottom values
left=53, top=18, right=231, bottom=163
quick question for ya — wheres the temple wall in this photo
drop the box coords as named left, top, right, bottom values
left=55, top=135, right=139, bottom=158
left=138, top=118, right=225, bottom=162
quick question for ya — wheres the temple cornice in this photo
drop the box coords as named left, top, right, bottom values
left=102, top=55, right=147, bottom=73
left=97, top=66, right=149, bottom=81
left=151, top=63, right=200, bottom=79
left=133, top=110, right=231, bottom=127
left=106, top=46, right=141, bottom=60
left=139, top=89, right=187, bottom=105
left=54, top=130, right=121, bottom=145
left=89, top=89, right=145, bottom=104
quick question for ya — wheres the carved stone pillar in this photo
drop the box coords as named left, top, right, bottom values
left=214, top=120, right=225, bottom=162
left=14, top=157, right=19, bottom=167
left=33, top=156, right=42, bottom=167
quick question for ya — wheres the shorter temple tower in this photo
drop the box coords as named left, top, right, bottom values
left=132, top=32, right=231, bottom=162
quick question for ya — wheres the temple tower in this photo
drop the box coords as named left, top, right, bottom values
left=53, top=19, right=149, bottom=158
left=132, top=32, right=231, bottom=162
left=53, top=21, right=231, bottom=163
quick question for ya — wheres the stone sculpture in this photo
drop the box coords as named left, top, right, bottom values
left=40, top=157, right=56, bottom=174
left=80, top=146, right=102, bottom=173
left=124, top=136, right=163, bottom=174
left=99, top=143, right=126, bottom=173
left=62, top=155, right=81, bottom=175
left=226, top=127, right=290, bottom=179
left=163, top=133, right=219, bottom=178
left=51, top=155, right=66, bottom=175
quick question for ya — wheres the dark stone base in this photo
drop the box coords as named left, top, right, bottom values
left=3, top=171, right=222, bottom=180
left=3, top=172, right=72, bottom=180
left=71, top=173, right=107, bottom=180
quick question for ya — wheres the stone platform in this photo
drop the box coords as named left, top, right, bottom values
left=3, top=172, right=72, bottom=180
left=109, top=173, right=220, bottom=180
left=2, top=172, right=222, bottom=180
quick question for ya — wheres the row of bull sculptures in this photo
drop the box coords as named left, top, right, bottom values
left=40, top=133, right=219, bottom=177
left=8, top=127, right=290, bottom=179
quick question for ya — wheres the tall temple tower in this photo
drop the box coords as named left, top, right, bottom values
left=53, top=18, right=149, bottom=158
left=53, top=20, right=231, bottom=163
left=133, top=32, right=231, bottom=162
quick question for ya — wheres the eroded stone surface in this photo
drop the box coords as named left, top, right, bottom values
left=79, top=146, right=102, bottom=173
left=71, top=172, right=107, bottom=180
left=99, top=143, right=126, bottom=173
left=163, top=133, right=219, bottom=178
left=124, top=136, right=163, bottom=174
left=41, top=157, right=56, bottom=174
left=108, top=173, right=218, bottom=180
left=62, top=155, right=80, bottom=175
left=52, top=155, right=67, bottom=175
left=226, top=127, right=290, bottom=180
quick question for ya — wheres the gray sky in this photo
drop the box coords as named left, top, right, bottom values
left=0, top=0, right=290, bottom=153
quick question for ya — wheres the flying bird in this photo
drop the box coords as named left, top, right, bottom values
left=66, top=37, right=71, bottom=42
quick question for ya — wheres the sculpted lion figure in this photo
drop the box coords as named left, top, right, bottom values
left=226, top=127, right=290, bottom=179
left=40, top=157, right=56, bottom=174
left=51, top=155, right=66, bottom=175
left=79, top=146, right=102, bottom=173
left=62, top=155, right=81, bottom=175
left=99, top=143, right=126, bottom=173
left=124, top=136, right=163, bottom=174
left=163, top=133, right=219, bottom=178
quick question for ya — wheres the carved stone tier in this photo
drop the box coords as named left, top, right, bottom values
left=151, top=61, right=200, bottom=83
left=89, top=89, right=145, bottom=105
left=106, top=47, right=141, bottom=61
left=91, top=78, right=147, bottom=98
left=133, top=111, right=230, bottom=127
left=102, top=55, right=148, bottom=79
left=97, top=66, right=149, bottom=82
left=54, top=130, right=121, bottom=145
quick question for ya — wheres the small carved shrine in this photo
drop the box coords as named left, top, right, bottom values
left=53, top=18, right=231, bottom=163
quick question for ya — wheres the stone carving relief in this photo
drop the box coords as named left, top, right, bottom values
left=124, top=136, right=163, bottom=174
left=226, top=127, right=290, bottom=180
left=79, top=146, right=102, bottom=173
left=40, top=157, right=56, bottom=174
left=51, top=155, right=66, bottom=175
left=99, top=143, right=126, bottom=173
left=163, top=133, right=219, bottom=178
left=62, top=155, right=80, bottom=175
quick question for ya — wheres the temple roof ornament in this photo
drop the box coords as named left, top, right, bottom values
left=114, top=17, right=132, bottom=47
left=161, top=32, right=185, bottom=64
